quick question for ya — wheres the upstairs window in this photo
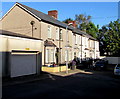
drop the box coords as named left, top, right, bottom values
left=67, top=30, right=69, bottom=42
left=56, top=28, right=59, bottom=40
left=60, top=29, right=62, bottom=40
left=48, top=25, right=51, bottom=38
left=79, top=36, right=81, bottom=45
left=84, top=37, right=86, bottom=47
left=75, top=35, right=77, bottom=44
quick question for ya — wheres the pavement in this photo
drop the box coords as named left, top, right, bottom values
left=2, top=72, right=49, bottom=87
left=49, top=69, right=93, bottom=76
left=2, top=69, right=120, bottom=99
left=2, top=68, right=117, bottom=87
left=3, top=69, right=94, bottom=87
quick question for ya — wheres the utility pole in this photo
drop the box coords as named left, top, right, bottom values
left=66, top=23, right=72, bottom=74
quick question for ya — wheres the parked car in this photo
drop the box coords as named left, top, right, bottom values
left=114, top=64, right=120, bottom=76
left=93, top=60, right=108, bottom=70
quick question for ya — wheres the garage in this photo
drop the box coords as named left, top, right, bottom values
left=11, top=51, right=38, bottom=77
left=1, top=30, right=43, bottom=78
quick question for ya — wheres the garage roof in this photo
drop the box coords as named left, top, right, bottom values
left=0, top=30, right=43, bottom=41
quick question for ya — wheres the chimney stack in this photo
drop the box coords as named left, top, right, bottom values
left=48, top=10, right=58, bottom=19
left=68, top=21, right=77, bottom=27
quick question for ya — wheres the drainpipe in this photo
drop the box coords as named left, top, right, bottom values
left=59, top=28, right=61, bottom=70
left=39, top=20, right=41, bottom=39
left=81, top=35, right=82, bottom=62
left=58, top=28, right=63, bottom=72
left=94, top=41, right=96, bottom=59
left=44, top=46, right=46, bottom=66
left=30, top=21, right=35, bottom=37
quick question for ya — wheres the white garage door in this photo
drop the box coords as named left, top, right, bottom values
left=11, top=52, right=37, bottom=77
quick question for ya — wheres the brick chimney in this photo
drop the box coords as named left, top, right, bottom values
left=68, top=21, right=77, bottom=27
left=48, top=10, right=58, bottom=19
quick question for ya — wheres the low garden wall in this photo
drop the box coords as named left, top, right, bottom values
left=42, top=66, right=68, bottom=73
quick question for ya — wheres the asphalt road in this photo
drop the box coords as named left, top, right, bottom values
left=2, top=70, right=120, bottom=99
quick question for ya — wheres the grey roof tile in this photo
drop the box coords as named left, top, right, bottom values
left=15, top=2, right=96, bottom=40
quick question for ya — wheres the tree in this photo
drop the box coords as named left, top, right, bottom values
left=75, top=14, right=91, bottom=31
left=75, top=14, right=98, bottom=38
left=98, top=19, right=120, bottom=56
left=97, top=26, right=108, bottom=56
left=62, top=18, right=74, bottom=24
left=86, top=22, right=99, bottom=38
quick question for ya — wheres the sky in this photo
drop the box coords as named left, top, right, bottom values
left=1, top=2, right=119, bottom=28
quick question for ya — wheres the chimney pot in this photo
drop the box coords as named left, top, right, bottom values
left=68, top=21, right=77, bottom=27
left=48, top=10, right=58, bottom=19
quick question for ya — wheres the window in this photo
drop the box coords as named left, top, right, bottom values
left=77, top=35, right=79, bottom=44
left=90, top=40, right=92, bottom=48
left=46, top=49, right=55, bottom=63
left=56, top=28, right=59, bottom=40
left=67, top=30, right=69, bottom=42
left=60, top=29, right=62, bottom=40
left=48, top=26, right=51, bottom=38
left=85, top=37, right=86, bottom=47
left=46, top=49, right=49, bottom=63
left=74, top=52, right=76, bottom=58
left=75, top=35, right=77, bottom=44
left=51, top=49, right=54, bottom=63
left=69, top=51, right=72, bottom=61
left=86, top=38, right=88, bottom=48
left=65, top=50, right=68, bottom=61
left=79, top=36, right=81, bottom=45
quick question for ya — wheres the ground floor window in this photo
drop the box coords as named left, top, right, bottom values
left=65, top=50, right=69, bottom=61
left=51, top=49, right=54, bottom=63
left=46, top=49, right=55, bottom=63
left=69, top=51, right=72, bottom=61
left=74, top=52, right=76, bottom=58
left=46, top=49, right=49, bottom=63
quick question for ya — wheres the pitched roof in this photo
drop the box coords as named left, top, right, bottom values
left=73, top=28, right=97, bottom=40
left=44, top=40, right=57, bottom=47
left=16, top=3, right=97, bottom=40
left=0, top=30, right=43, bottom=40
left=2, top=2, right=97, bottom=41
left=16, top=2, right=73, bottom=30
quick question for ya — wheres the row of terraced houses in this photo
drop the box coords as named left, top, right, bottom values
left=0, top=2, right=100, bottom=77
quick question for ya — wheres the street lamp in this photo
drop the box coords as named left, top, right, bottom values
left=30, top=21, right=35, bottom=37
left=66, top=23, right=73, bottom=74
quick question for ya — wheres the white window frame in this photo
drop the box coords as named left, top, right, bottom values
left=51, top=49, right=54, bottom=63
left=74, top=35, right=77, bottom=45
left=65, top=50, right=68, bottom=61
left=75, top=35, right=77, bottom=44
left=85, top=37, right=86, bottom=47
left=48, top=25, right=51, bottom=38
left=46, top=49, right=49, bottom=63
left=67, top=30, right=69, bottom=42
left=60, top=29, right=62, bottom=40
left=56, top=28, right=59, bottom=40
left=69, top=51, right=72, bottom=61
left=79, top=36, right=81, bottom=45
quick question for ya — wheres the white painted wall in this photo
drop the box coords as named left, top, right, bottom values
left=0, top=35, right=43, bottom=52
left=0, top=35, right=2, bottom=78
left=1, top=35, right=43, bottom=77
left=100, top=56, right=120, bottom=64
